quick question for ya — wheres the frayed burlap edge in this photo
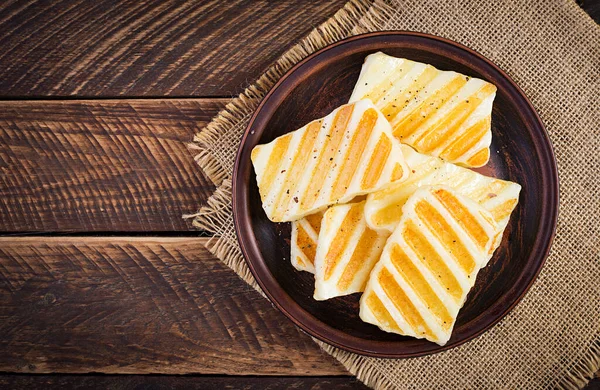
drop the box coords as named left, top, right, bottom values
left=556, top=339, right=600, bottom=390
left=185, top=0, right=600, bottom=388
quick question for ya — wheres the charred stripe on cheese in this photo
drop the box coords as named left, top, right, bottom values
left=414, top=83, right=496, bottom=153
left=323, top=204, right=364, bottom=281
left=392, top=75, right=467, bottom=140
left=304, top=212, right=323, bottom=235
left=271, top=120, right=323, bottom=221
left=301, top=104, right=354, bottom=210
left=364, top=145, right=521, bottom=237
left=349, top=52, right=497, bottom=167
left=313, top=201, right=390, bottom=300
left=290, top=212, right=323, bottom=273
left=337, top=227, right=383, bottom=291
left=361, top=136, right=392, bottom=189
left=389, top=244, right=453, bottom=331
left=402, top=219, right=464, bottom=301
left=360, top=186, right=501, bottom=345
left=432, top=189, right=491, bottom=251
left=251, top=100, right=409, bottom=222
left=379, top=268, right=437, bottom=340
left=380, top=65, right=438, bottom=123
left=364, top=292, right=404, bottom=333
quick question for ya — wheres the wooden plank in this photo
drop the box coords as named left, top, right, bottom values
left=0, top=375, right=369, bottom=390
left=0, top=0, right=346, bottom=97
left=0, top=99, right=223, bottom=232
left=2, top=374, right=597, bottom=390
left=0, top=237, right=348, bottom=375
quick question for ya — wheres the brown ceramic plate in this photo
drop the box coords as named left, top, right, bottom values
left=232, top=32, right=558, bottom=357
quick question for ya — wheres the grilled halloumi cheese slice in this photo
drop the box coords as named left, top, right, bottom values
left=313, top=201, right=390, bottom=300
left=290, top=212, right=323, bottom=273
left=365, top=145, right=520, bottom=256
left=349, top=52, right=497, bottom=167
left=251, top=100, right=409, bottom=222
left=359, top=186, right=500, bottom=346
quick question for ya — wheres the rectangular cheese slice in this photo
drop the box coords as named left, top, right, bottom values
left=313, top=201, right=390, bottom=300
left=349, top=52, right=497, bottom=167
left=365, top=144, right=520, bottom=256
left=290, top=212, right=323, bottom=273
left=359, top=186, right=500, bottom=345
left=251, top=100, right=409, bottom=222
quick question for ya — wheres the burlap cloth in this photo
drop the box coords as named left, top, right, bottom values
left=186, top=1, right=600, bottom=388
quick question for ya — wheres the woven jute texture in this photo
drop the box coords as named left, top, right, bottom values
left=187, top=0, right=600, bottom=388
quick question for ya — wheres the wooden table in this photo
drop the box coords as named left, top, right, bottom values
left=0, top=1, right=598, bottom=388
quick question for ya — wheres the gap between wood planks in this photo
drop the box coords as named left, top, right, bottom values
left=0, top=236, right=348, bottom=376
left=0, top=96, right=351, bottom=375
left=0, top=98, right=227, bottom=233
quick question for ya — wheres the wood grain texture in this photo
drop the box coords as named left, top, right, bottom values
left=0, top=99, right=224, bottom=233
left=0, top=375, right=369, bottom=389
left=0, top=237, right=347, bottom=375
left=0, top=0, right=346, bottom=97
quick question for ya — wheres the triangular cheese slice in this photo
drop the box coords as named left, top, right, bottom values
left=349, top=52, right=496, bottom=167
left=290, top=212, right=323, bottom=273
left=251, top=100, right=409, bottom=222
left=313, top=201, right=389, bottom=300
left=365, top=144, right=520, bottom=255
left=359, top=186, right=499, bottom=346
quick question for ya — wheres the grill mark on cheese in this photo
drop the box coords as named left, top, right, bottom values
left=370, top=159, right=438, bottom=203
left=384, top=66, right=438, bottom=126
left=336, top=225, right=381, bottom=291
left=379, top=268, right=436, bottom=340
left=464, top=179, right=509, bottom=204
left=301, top=105, right=354, bottom=210
left=351, top=54, right=498, bottom=167
left=390, top=244, right=453, bottom=330
left=466, top=148, right=490, bottom=167
left=442, top=117, right=490, bottom=161
left=271, top=119, right=322, bottom=220
left=361, top=136, right=392, bottom=189
left=391, top=162, right=406, bottom=181
left=323, top=204, right=364, bottom=281
left=365, top=291, right=404, bottom=333
left=414, top=200, right=477, bottom=275
left=296, top=222, right=316, bottom=265
left=416, top=105, right=475, bottom=153
left=330, top=108, right=378, bottom=201
left=432, top=188, right=490, bottom=251
left=304, top=212, right=323, bottom=234
left=491, top=198, right=518, bottom=222
left=416, top=83, right=494, bottom=153
left=365, top=61, right=415, bottom=104
left=478, top=210, right=497, bottom=230
left=403, top=220, right=463, bottom=301
left=254, top=133, right=292, bottom=202
left=295, top=256, right=306, bottom=268
left=394, top=75, right=467, bottom=140
left=360, top=185, right=512, bottom=344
